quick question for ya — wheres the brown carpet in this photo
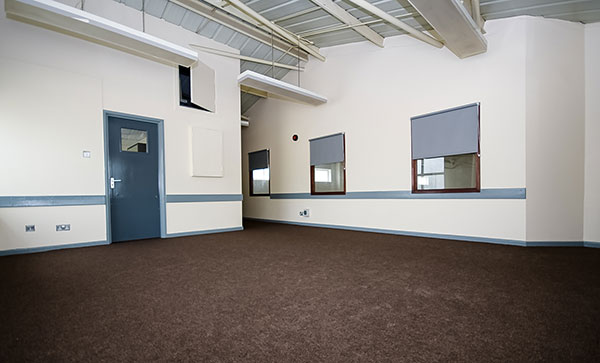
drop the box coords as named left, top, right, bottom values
left=1, top=220, right=599, bottom=362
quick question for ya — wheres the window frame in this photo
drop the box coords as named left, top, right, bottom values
left=310, top=134, right=346, bottom=196
left=178, top=66, right=211, bottom=112
left=411, top=154, right=480, bottom=194
left=249, top=149, right=270, bottom=197
left=411, top=103, right=481, bottom=194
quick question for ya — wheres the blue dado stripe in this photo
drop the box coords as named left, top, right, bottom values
left=0, top=240, right=109, bottom=257
left=270, top=188, right=526, bottom=200
left=166, top=226, right=244, bottom=238
left=0, top=195, right=106, bottom=207
left=166, top=194, right=243, bottom=203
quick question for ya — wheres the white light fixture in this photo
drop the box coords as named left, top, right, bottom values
left=407, top=0, right=487, bottom=58
left=5, top=0, right=198, bottom=66
left=238, top=71, right=327, bottom=106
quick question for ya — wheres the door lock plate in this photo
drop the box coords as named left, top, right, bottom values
left=110, top=177, right=122, bottom=189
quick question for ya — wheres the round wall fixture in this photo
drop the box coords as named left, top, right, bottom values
left=292, top=134, right=299, bottom=142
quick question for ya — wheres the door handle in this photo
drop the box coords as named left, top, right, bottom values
left=110, top=177, right=122, bottom=189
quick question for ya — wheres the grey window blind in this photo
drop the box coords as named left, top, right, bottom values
left=249, top=149, right=269, bottom=170
left=411, top=103, right=479, bottom=160
left=310, top=133, right=345, bottom=166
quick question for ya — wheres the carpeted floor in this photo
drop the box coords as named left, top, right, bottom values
left=1, top=220, right=599, bottom=362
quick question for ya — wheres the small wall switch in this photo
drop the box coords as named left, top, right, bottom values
left=56, top=224, right=71, bottom=232
left=299, top=209, right=310, bottom=217
left=82, top=151, right=91, bottom=158
left=25, top=225, right=35, bottom=232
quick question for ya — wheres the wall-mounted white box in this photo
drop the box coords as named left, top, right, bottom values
left=191, top=127, right=223, bottom=177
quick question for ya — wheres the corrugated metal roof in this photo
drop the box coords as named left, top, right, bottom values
left=116, top=0, right=600, bottom=114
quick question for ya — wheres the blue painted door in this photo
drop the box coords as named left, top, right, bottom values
left=108, top=116, right=160, bottom=242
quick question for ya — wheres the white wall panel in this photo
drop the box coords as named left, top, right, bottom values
left=191, top=127, right=223, bottom=177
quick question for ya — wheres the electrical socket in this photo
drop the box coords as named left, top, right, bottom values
left=56, top=224, right=71, bottom=232
left=299, top=209, right=310, bottom=217
left=25, top=225, right=35, bottom=232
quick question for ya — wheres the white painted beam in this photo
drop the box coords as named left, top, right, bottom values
left=308, top=0, right=384, bottom=48
left=345, top=0, right=443, bottom=48
left=407, top=0, right=487, bottom=58
left=189, top=44, right=304, bottom=71
left=173, top=0, right=309, bottom=62
left=298, top=11, right=419, bottom=37
left=225, top=0, right=326, bottom=62
left=203, top=0, right=262, bottom=28
left=471, top=0, right=485, bottom=31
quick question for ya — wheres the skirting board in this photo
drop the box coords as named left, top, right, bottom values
left=165, top=226, right=244, bottom=238
left=526, top=241, right=584, bottom=247
left=584, top=241, right=600, bottom=248
left=0, top=240, right=109, bottom=257
left=244, top=218, right=588, bottom=248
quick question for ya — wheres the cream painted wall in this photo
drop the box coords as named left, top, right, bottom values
left=584, top=23, right=600, bottom=243
left=0, top=206, right=107, bottom=250
left=0, top=58, right=104, bottom=196
left=243, top=17, right=529, bottom=242
left=525, top=18, right=585, bottom=242
left=166, top=202, right=243, bottom=234
left=0, top=0, right=242, bottom=251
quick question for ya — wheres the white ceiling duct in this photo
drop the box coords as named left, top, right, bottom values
left=4, top=0, right=198, bottom=66
left=407, top=0, right=487, bottom=58
left=238, top=71, right=327, bottom=106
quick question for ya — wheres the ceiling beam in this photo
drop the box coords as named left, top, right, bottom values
left=298, top=10, right=419, bottom=37
left=308, top=0, right=384, bottom=48
left=471, top=0, right=485, bottom=31
left=273, top=7, right=321, bottom=24
left=345, top=0, right=443, bottom=48
left=172, top=0, right=309, bottom=62
left=202, top=0, right=262, bottom=28
left=189, top=44, right=305, bottom=71
left=224, top=0, right=326, bottom=61
left=241, top=85, right=268, bottom=98
left=407, top=0, right=486, bottom=58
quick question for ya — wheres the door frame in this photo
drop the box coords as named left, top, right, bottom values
left=103, top=110, right=167, bottom=244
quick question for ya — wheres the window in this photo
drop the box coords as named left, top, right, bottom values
left=178, top=65, right=214, bottom=112
left=411, top=103, right=480, bottom=193
left=314, top=167, right=332, bottom=183
left=249, top=149, right=270, bottom=196
left=309, top=133, right=345, bottom=195
left=121, top=128, right=147, bottom=153
left=414, top=153, right=478, bottom=191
